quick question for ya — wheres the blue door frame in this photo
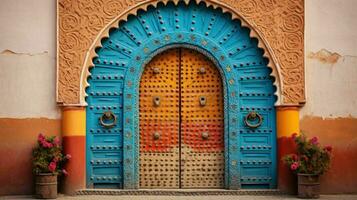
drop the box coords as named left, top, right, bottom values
left=86, top=1, right=277, bottom=189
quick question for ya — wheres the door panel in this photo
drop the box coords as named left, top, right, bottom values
left=139, top=48, right=224, bottom=189
left=139, top=49, right=180, bottom=188
left=180, top=49, right=224, bottom=188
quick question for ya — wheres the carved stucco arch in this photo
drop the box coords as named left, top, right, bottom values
left=80, top=0, right=282, bottom=106
left=57, top=0, right=305, bottom=106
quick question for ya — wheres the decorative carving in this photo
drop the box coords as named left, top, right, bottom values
left=57, top=0, right=304, bottom=105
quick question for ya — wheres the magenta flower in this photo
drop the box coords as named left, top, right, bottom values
left=38, top=133, right=45, bottom=142
left=41, top=140, right=53, bottom=148
left=309, top=136, right=319, bottom=145
left=48, top=161, right=57, bottom=172
left=53, top=136, right=60, bottom=146
left=290, top=162, right=300, bottom=171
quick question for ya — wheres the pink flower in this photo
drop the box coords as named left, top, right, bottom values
left=65, top=154, right=72, bottom=160
left=291, top=133, right=298, bottom=140
left=309, top=136, right=319, bottom=145
left=62, top=169, right=68, bottom=176
left=53, top=136, right=60, bottom=146
left=324, top=145, right=332, bottom=152
left=48, top=161, right=57, bottom=172
left=290, top=162, right=300, bottom=171
left=291, top=154, right=298, bottom=161
left=38, top=133, right=45, bottom=142
left=41, top=140, right=53, bottom=148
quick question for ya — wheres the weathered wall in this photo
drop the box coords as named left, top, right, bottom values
left=0, top=0, right=60, bottom=195
left=300, top=0, right=357, bottom=194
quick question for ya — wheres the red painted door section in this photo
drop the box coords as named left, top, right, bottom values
left=139, top=48, right=224, bottom=188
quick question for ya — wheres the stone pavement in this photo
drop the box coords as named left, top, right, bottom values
left=1, top=195, right=357, bottom=200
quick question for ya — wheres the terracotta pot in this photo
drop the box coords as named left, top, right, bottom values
left=297, top=173, right=320, bottom=199
left=35, top=173, right=57, bottom=199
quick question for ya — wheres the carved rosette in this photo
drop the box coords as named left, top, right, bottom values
left=57, top=0, right=304, bottom=106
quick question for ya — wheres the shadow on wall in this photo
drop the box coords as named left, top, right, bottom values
left=0, top=118, right=61, bottom=195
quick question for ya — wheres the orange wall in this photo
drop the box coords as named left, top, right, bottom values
left=0, top=118, right=61, bottom=195
left=300, top=116, right=357, bottom=194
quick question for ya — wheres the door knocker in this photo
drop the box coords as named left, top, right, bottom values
left=244, top=111, right=263, bottom=128
left=99, top=111, right=117, bottom=128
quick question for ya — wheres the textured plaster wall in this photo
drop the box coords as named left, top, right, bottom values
left=302, top=0, right=357, bottom=118
left=0, top=0, right=60, bottom=195
left=0, top=0, right=59, bottom=119
left=300, top=0, right=357, bottom=194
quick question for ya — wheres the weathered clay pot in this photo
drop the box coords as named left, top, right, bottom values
left=35, top=173, right=57, bottom=199
left=298, top=173, right=320, bottom=199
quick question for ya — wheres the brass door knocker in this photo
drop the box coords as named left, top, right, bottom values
left=244, top=111, right=263, bottom=128
left=99, top=111, right=117, bottom=128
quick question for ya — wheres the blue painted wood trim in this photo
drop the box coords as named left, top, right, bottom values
left=86, top=1, right=277, bottom=189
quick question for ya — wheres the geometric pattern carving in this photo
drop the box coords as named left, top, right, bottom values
left=57, top=0, right=305, bottom=106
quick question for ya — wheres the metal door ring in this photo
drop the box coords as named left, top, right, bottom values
left=99, top=111, right=117, bottom=128
left=244, top=111, right=263, bottom=128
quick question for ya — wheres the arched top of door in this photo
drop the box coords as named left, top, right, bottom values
left=55, top=0, right=304, bottom=106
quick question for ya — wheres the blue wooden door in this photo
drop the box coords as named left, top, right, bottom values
left=86, top=1, right=277, bottom=189
left=86, top=64, right=124, bottom=188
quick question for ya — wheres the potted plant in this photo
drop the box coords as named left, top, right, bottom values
left=32, top=133, right=70, bottom=199
left=283, top=133, right=332, bottom=199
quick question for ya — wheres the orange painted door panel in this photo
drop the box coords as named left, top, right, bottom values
left=180, top=49, right=224, bottom=188
left=139, top=48, right=224, bottom=188
left=139, top=49, right=180, bottom=188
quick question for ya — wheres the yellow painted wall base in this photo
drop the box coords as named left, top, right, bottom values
left=276, top=106, right=300, bottom=137
left=61, top=107, right=86, bottom=194
left=62, top=107, right=86, bottom=136
left=276, top=106, right=300, bottom=193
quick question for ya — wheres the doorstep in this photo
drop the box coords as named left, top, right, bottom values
left=76, top=189, right=284, bottom=196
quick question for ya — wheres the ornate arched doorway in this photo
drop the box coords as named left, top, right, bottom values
left=85, top=1, right=277, bottom=189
